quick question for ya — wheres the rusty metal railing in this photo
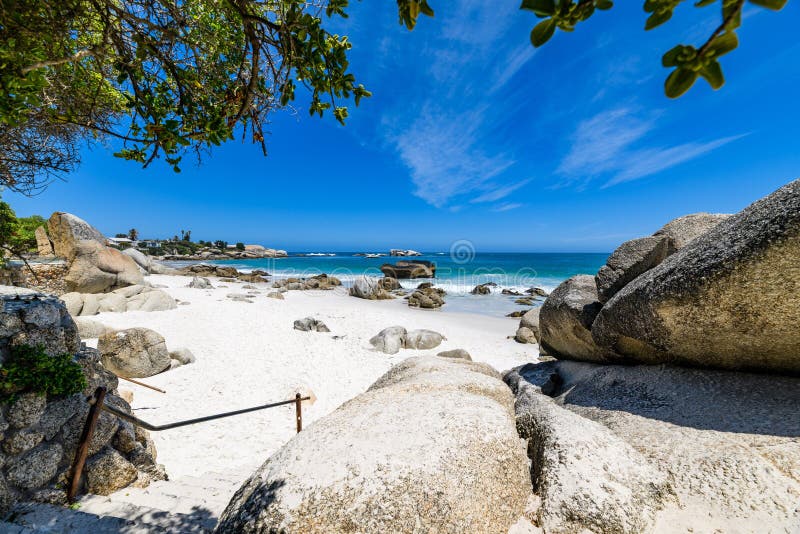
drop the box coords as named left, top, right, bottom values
left=67, top=387, right=310, bottom=502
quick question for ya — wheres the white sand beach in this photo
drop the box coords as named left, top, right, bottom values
left=85, top=274, right=536, bottom=480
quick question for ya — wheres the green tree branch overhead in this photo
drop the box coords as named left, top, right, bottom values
left=0, top=0, right=371, bottom=193
left=398, top=0, right=787, bottom=98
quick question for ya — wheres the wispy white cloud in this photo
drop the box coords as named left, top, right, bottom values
left=471, top=178, right=532, bottom=203
left=491, top=202, right=523, bottom=212
left=383, top=0, right=534, bottom=208
left=604, top=134, right=747, bottom=187
left=391, top=105, right=515, bottom=208
left=557, top=107, right=744, bottom=188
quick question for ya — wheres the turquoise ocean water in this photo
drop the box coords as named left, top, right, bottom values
left=178, top=252, right=609, bottom=317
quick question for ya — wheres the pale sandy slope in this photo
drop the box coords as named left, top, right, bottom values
left=86, top=274, right=537, bottom=479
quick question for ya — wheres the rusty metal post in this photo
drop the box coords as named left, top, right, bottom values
left=295, top=392, right=302, bottom=433
left=67, top=387, right=107, bottom=503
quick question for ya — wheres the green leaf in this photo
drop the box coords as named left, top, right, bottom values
left=699, top=60, right=725, bottom=89
left=706, top=32, right=738, bottom=57
left=595, top=0, right=613, bottom=10
left=694, top=0, right=716, bottom=6
left=748, top=0, right=787, bottom=10
left=662, top=45, right=684, bottom=67
left=530, top=18, right=557, bottom=47
left=645, top=10, right=673, bottom=30
left=664, top=68, right=699, bottom=98
left=521, top=0, right=556, bottom=16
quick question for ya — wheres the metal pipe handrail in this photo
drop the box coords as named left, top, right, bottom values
left=68, top=388, right=310, bottom=502
left=94, top=394, right=311, bottom=431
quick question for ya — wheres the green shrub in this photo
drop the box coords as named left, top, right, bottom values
left=0, top=344, right=87, bottom=403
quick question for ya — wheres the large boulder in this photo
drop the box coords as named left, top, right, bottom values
left=60, top=286, right=175, bottom=316
left=407, top=286, right=445, bottom=309
left=293, top=317, right=330, bottom=333
left=505, top=360, right=800, bottom=532
left=34, top=226, right=54, bottom=256
left=65, top=240, right=143, bottom=293
left=595, top=213, right=730, bottom=303
left=380, top=260, right=436, bottom=279
left=653, top=212, right=731, bottom=252
left=595, top=236, right=671, bottom=303
left=216, top=356, right=531, bottom=533
left=349, top=276, right=392, bottom=300
left=122, top=248, right=175, bottom=275
left=539, top=275, right=608, bottom=362
left=505, top=363, right=673, bottom=533
left=97, top=328, right=171, bottom=378
left=47, top=212, right=105, bottom=259
left=515, top=308, right=540, bottom=345
left=369, top=326, right=407, bottom=355
left=403, top=329, right=444, bottom=350
left=592, top=179, right=800, bottom=374
left=0, top=287, right=80, bottom=363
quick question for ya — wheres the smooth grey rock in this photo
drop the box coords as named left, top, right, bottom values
left=97, top=328, right=171, bottom=378
left=595, top=236, right=671, bottom=303
left=59, top=292, right=83, bottom=316
left=369, top=326, right=407, bottom=355
left=349, top=276, right=392, bottom=300
left=188, top=276, right=213, bottom=289
left=593, top=179, right=800, bottom=374
left=292, top=317, right=330, bottom=333
left=403, top=329, right=444, bottom=350
left=266, top=292, right=284, bottom=300
left=124, top=288, right=176, bottom=312
left=516, top=308, right=540, bottom=345
left=539, top=275, right=608, bottom=362
left=436, top=348, right=472, bottom=361
left=504, top=363, right=673, bottom=533
left=216, top=356, right=530, bottom=534
left=169, top=347, right=195, bottom=365
left=73, top=317, right=112, bottom=339
left=505, top=360, right=800, bottom=532
left=122, top=248, right=175, bottom=275
left=653, top=212, right=731, bottom=251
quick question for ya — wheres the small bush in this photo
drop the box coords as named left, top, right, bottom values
left=0, top=344, right=87, bottom=403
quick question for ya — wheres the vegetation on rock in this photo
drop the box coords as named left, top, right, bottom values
left=0, top=344, right=87, bottom=403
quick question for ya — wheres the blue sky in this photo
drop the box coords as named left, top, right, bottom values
left=7, top=1, right=800, bottom=252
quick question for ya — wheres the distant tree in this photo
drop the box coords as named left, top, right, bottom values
left=213, top=240, right=227, bottom=249
left=235, top=242, right=245, bottom=251
left=399, top=0, right=788, bottom=98
left=184, top=230, right=192, bottom=242
left=0, top=200, right=42, bottom=274
left=115, top=233, right=127, bottom=239
left=128, top=228, right=139, bottom=241
left=15, top=215, right=46, bottom=250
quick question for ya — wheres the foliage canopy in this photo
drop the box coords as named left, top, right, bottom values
left=1, top=0, right=370, bottom=193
